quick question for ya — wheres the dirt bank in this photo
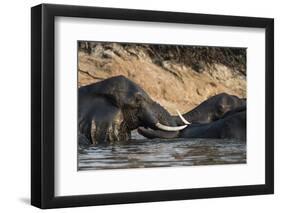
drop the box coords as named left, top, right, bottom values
left=78, top=42, right=246, bottom=115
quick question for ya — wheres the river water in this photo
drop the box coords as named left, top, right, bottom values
left=78, top=137, right=246, bottom=171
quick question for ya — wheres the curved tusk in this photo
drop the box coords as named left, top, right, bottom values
left=156, top=122, right=187, bottom=131
left=176, top=109, right=191, bottom=125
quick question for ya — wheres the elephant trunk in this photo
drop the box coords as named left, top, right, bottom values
left=138, top=127, right=180, bottom=139
left=141, top=103, right=188, bottom=132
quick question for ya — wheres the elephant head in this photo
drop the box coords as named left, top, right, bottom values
left=173, top=93, right=246, bottom=125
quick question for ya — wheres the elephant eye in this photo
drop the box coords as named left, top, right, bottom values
left=135, top=92, right=143, bottom=101
left=217, top=104, right=224, bottom=113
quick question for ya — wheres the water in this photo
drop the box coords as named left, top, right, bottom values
left=78, top=137, right=246, bottom=171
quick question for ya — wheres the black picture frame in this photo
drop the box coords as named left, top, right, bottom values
left=31, top=3, right=274, bottom=209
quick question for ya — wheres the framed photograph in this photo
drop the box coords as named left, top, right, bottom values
left=31, top=4, right=274, bottom=209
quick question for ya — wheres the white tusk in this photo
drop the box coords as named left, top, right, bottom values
left=176, top=109, right=191, bottom=125
left=156, top=122, right=187, bottom=131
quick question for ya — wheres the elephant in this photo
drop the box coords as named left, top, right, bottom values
left=173, top=93, right=246, bottom=125
left=78, top=75, right=187, bottom=145
left=138, top=93, right=247, bottom=140
left=138, top=106, right=246, bottom=140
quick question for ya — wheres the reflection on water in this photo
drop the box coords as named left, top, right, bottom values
left=78, top=137, right=246, bottom=171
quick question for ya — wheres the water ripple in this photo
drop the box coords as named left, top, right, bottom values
left=78, top=138, right=246, bottom=170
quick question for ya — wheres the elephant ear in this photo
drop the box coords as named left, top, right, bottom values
left=78, top=95, right=123, bottom=145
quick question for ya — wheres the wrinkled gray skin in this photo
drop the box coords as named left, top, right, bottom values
left=138, top=106, right=246, bottom=140
left=79, top=75, right=179, bottom=145
left=138, top=94, right=246, bottom=140
left=174, top=93, right=246, bottom=125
